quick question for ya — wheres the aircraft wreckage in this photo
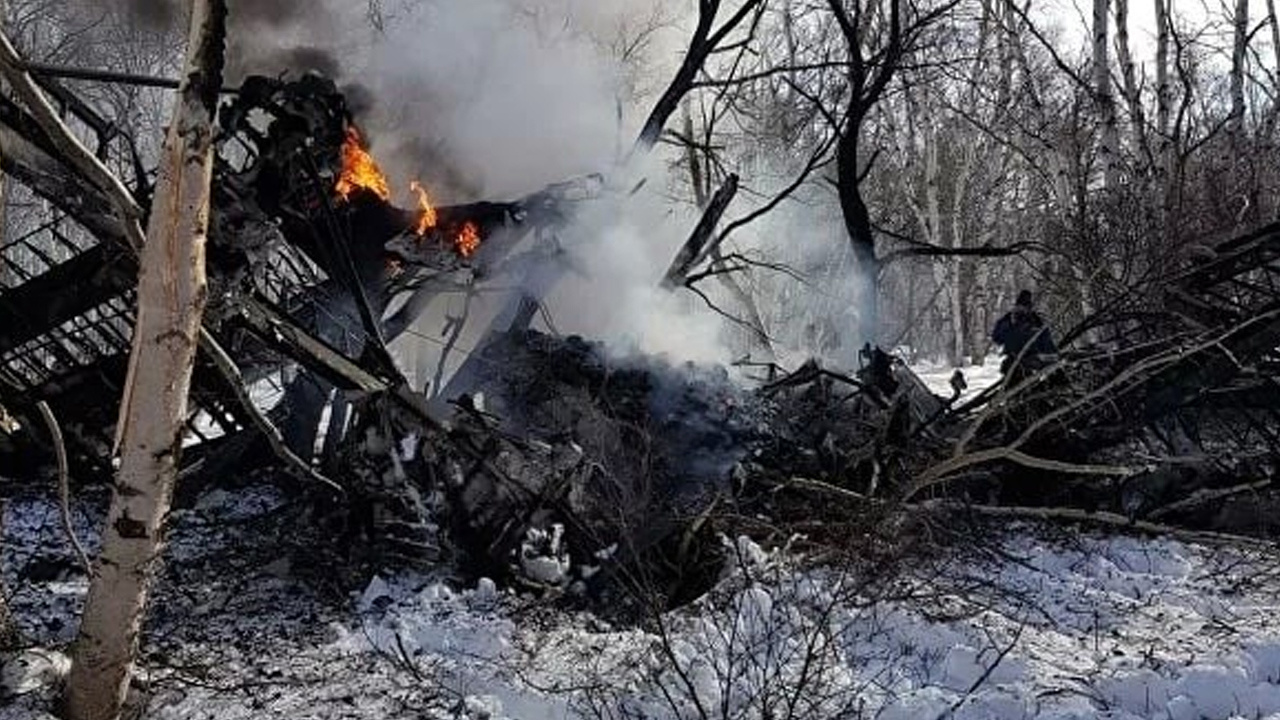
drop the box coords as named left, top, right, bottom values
left=2, top=72, right=1280, bottom=607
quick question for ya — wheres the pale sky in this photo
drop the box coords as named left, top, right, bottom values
left=1037, top=0, right=1275, bottom=62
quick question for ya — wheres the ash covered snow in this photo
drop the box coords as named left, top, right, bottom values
left=4, top=483, right=1280, bottom=719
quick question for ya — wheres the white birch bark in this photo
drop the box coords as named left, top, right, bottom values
left=1093, top=0, right=1120, bottom=190
left=1266, top=0, right=1280, bottom=136
left=1229, top=0, right=1248, bottom=135
left=64, top=2, right=225, bottom=719
left=1113, top=0, right=1148, bottom=167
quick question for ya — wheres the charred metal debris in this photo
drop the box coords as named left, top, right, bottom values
left=1, top=74, right=1280, bottom=608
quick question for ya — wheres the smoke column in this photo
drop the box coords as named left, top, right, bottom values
left=105, top=0, right=866, bottom=373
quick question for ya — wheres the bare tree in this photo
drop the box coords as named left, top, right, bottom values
left=1228, top=0, right=1248, bottom=136
left=1113, top=0, right=1148, bottom=170
left=1092, top=0, right=1120, bottom=190
left=63, top=2, right=226, bottom=718
left=825, top=0, right=957, bottom=334
left=634, top=0, right=766, bottom=153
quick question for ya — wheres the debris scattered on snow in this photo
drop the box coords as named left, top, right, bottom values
left=518, top=524, right=571, bottom=587
left=0, top=649, right=69, bottom=698
left=5, top=484, right=1280, bottom=720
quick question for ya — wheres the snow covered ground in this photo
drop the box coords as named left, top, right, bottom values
left=4, top=484, right=1280, bottom=719
left=913, top=355, right=1007, bottom=405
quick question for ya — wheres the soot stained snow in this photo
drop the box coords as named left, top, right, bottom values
left=4, top=484, right=1280, bottom=719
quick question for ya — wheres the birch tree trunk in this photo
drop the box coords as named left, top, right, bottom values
left=1113, top=0, right=1148, bottom=169
left=949, top=142, right=975, bottom=365
left=1152, top=0, right=1174, bottom=228
left=1266, top=0, right=1280, bottom=136
left=1154, top=0, right=1171, bottom=141
left=64, top=3, right=226, bottom=719
left=1092, top=0, right=1120, bottom=190
left=1229, top=0, right=1248, bottom=135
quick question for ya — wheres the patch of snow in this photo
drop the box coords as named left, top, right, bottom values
left=518, top=524, right=571, bottom=586
left=913, top=355, right=1005, bottom=404
left=0, top=649, right=69, bottom=698
left=474, top=577, right=498, bottom=603
left=7, top=485, right=1280, bottom=720
left=359, top=575, right=394, bottom=612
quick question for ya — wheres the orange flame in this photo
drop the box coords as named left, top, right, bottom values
left=332, top=126, right=480, bottom=259
left=334, top=126, right=390, bottom=202
left=410, top=180, right=438, bottom=234
left=454, top=221, right=481, bottom=258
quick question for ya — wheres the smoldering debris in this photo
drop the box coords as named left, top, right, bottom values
left=330, top=330, right=948, bottom=612
left=339, top=330, right=773, bottom=609
left=467, top=331, right=765, bottom=490
left=328, top=297, right=1280, bottom=613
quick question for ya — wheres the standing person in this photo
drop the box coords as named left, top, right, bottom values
left=991, top=290, right=1057, bottom=376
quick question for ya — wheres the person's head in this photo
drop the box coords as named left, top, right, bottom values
left=1015, top=290, right=1033, bottom=308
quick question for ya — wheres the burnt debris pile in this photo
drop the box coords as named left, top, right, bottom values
left=330, top=331, right=942, bottom=609
left=2, top=71, right=1280, bottom=614
left=352, top=331, right=771, bottom=607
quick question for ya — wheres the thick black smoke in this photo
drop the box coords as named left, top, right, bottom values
left=224, top=0, right=343, bottom=82
left=110, top=0, right=179, bottom=30
left=237, top=44, right=341, bottom=80
left=113, top=0, right=308, bottom=30
left=108, top=0, right=494, bottom=198
left=110, top=0, right=342, bottom=81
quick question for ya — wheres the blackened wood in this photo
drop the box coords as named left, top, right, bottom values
left=0, top=243, right=135, bottom=356
left=661, top=174, right=739, bottom=288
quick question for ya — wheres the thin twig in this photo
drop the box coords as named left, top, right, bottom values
left=933, top=624, right=1025, bottom=720
left=907, top=446, right=1139, bottom=500
left=35, top=400, right=91, bottom=575
left=923, top=501, right=1277, bottom=547
left=1147, top=479, right=1273, bottom=521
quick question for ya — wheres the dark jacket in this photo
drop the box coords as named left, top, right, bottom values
left=992, top=306, right=1056, bottom=372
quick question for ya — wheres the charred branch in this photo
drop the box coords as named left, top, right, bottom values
left=662, top=174, right=739, bottom=288
left=17, top=61, right=240, bottom=95
left=634, top=0, right=766, bottom=154
left=197, top=328, right=344, bottom=495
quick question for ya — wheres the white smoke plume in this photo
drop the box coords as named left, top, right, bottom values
left=331, top=1, right=752, bottom=373
left=354, top=1, right=629, bottom=199
left=341, top=1, right=871, bottom=376
left=108, top=0, right=868, bottom=376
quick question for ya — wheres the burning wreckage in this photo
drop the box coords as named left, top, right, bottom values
left=3, top=72, right=1280, bottom=607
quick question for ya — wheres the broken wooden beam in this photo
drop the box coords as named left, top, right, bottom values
left=235, top=295, right=445, bottom=428
left=236, top=296, right=388, bottom=394
left=661, top=174, right=739, bottom=289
